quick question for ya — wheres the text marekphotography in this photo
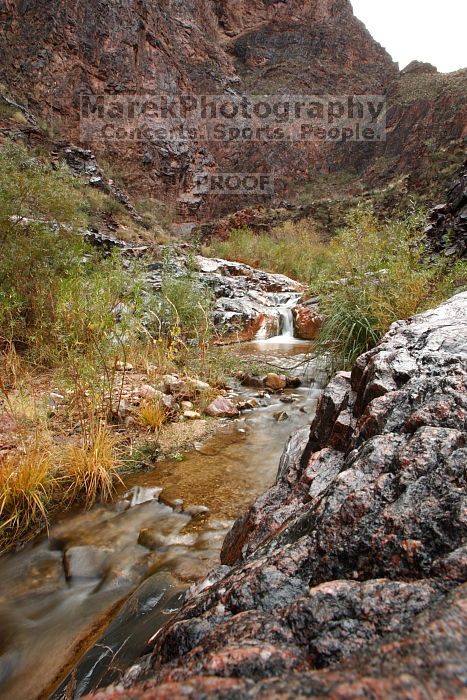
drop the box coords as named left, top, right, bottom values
left=80, top=94, right=387, bottom=143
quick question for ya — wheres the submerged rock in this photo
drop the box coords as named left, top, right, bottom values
left=64, top=546, right=112, bottom=580
left=85, top=293, right=467, bottom=699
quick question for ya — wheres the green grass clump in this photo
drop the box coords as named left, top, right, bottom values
left=206, top=219, right=329, bottom=284
left=314, top=204, right=467, bottom=370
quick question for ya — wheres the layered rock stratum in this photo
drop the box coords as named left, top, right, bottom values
left=86, top=292, right=467, bottom=698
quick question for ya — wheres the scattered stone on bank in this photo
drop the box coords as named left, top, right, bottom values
left=136, top=385, right=163, bottom=401
left=160, top=394, right=179, bottom=413
left=189, top=378, right=211, bottom=392
left=163, top=374, right=186, bottom=395
left=48, top=392, right=66, bottom=408
left=183, top=410, right=202, bottom=420
left=205, top=397, right=240, bottom=418
left=115, top=361, right=133, bottom=372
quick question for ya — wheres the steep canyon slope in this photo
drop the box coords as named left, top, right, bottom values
left=1, top=0, right=465, bottom=216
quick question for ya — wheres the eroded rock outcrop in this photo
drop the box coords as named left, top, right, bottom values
left=87, top=292, right=467, bottom=699
left=146, top=253, right=304, bottom=342
left=425, top=159, right=467, bottom=258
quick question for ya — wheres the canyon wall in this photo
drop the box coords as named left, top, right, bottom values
left=2, top=0, right=464, bottom=216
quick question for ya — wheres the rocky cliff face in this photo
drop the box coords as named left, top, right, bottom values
left=86, top=292, right=467, bottom=699
left=2, top=0, right=464, bottom=217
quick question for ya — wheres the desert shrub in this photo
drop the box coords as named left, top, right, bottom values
left=83, top=188, right=126, bottom=221
left=0, top=140, right=85, bottom=227
left=315, top=204, right=467, bottom=370
left=136, top=399, right=168, bottom=433
left=135, top=197, right=175, bottom=230
left=0, top=141, right=148, bottom=378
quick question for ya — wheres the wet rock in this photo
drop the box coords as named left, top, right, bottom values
left=138, top=506, right=191, bottom=549
left=238, top=399, right=259, bottom=411
left=194, top=256, right=303, bottom=342
left=285, top=377, right=302, bottom=389
left=0, top=549, right=66, bottom=600
left=292, top=303, right=323, bottom=340
left=264, top=373, right=287, bottom=391
left=273, top=411, right=289, bottom=422
left=425, top=159, right=467, bottom=258
left=185, top=505, right=210, bottom=519
left=125, top=486, right=163, bottom=507
left=64, top=546, right=112, bottom=580
left=137, top=529, right=166, bottom=550
left=239, top=374, right=264, bottom=389
left=306, top=371, right=352, bottom=452
left=205, top=397, right=239, bottom=418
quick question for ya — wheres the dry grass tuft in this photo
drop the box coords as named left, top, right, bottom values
left=61, top=424, right=123, bottom=507
left=0, top=437, right=56, bottom=548
left=136, top=399, right=167, bottom=433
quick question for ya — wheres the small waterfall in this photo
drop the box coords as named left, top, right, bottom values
left=279, top=306, right=295, bottom=339
left=254, top=295, right=300, bottom=343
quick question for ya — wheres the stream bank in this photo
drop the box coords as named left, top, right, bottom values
left=84, top=292, right=467, bottom=700
left=0, top=324, right=322, bottom=700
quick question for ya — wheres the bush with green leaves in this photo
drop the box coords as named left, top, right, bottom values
left=206, top=220, right=327, bottom=284
left=155, top=254, right=214, bottom=341
left=0, top=141, right=147, bottom=384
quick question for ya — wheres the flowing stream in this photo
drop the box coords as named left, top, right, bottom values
left=0, top=324, right=323, bottom=700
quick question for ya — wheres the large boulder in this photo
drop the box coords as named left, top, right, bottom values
left=292, top=302, right=323, bottom=340
left=86, top=293, right=467, bottom=699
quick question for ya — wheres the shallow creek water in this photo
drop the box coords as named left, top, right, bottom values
left=0, top=338, right=323, bottom=700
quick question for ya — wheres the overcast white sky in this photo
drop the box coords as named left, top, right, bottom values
left=351, top=1, right=467, bottom=73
